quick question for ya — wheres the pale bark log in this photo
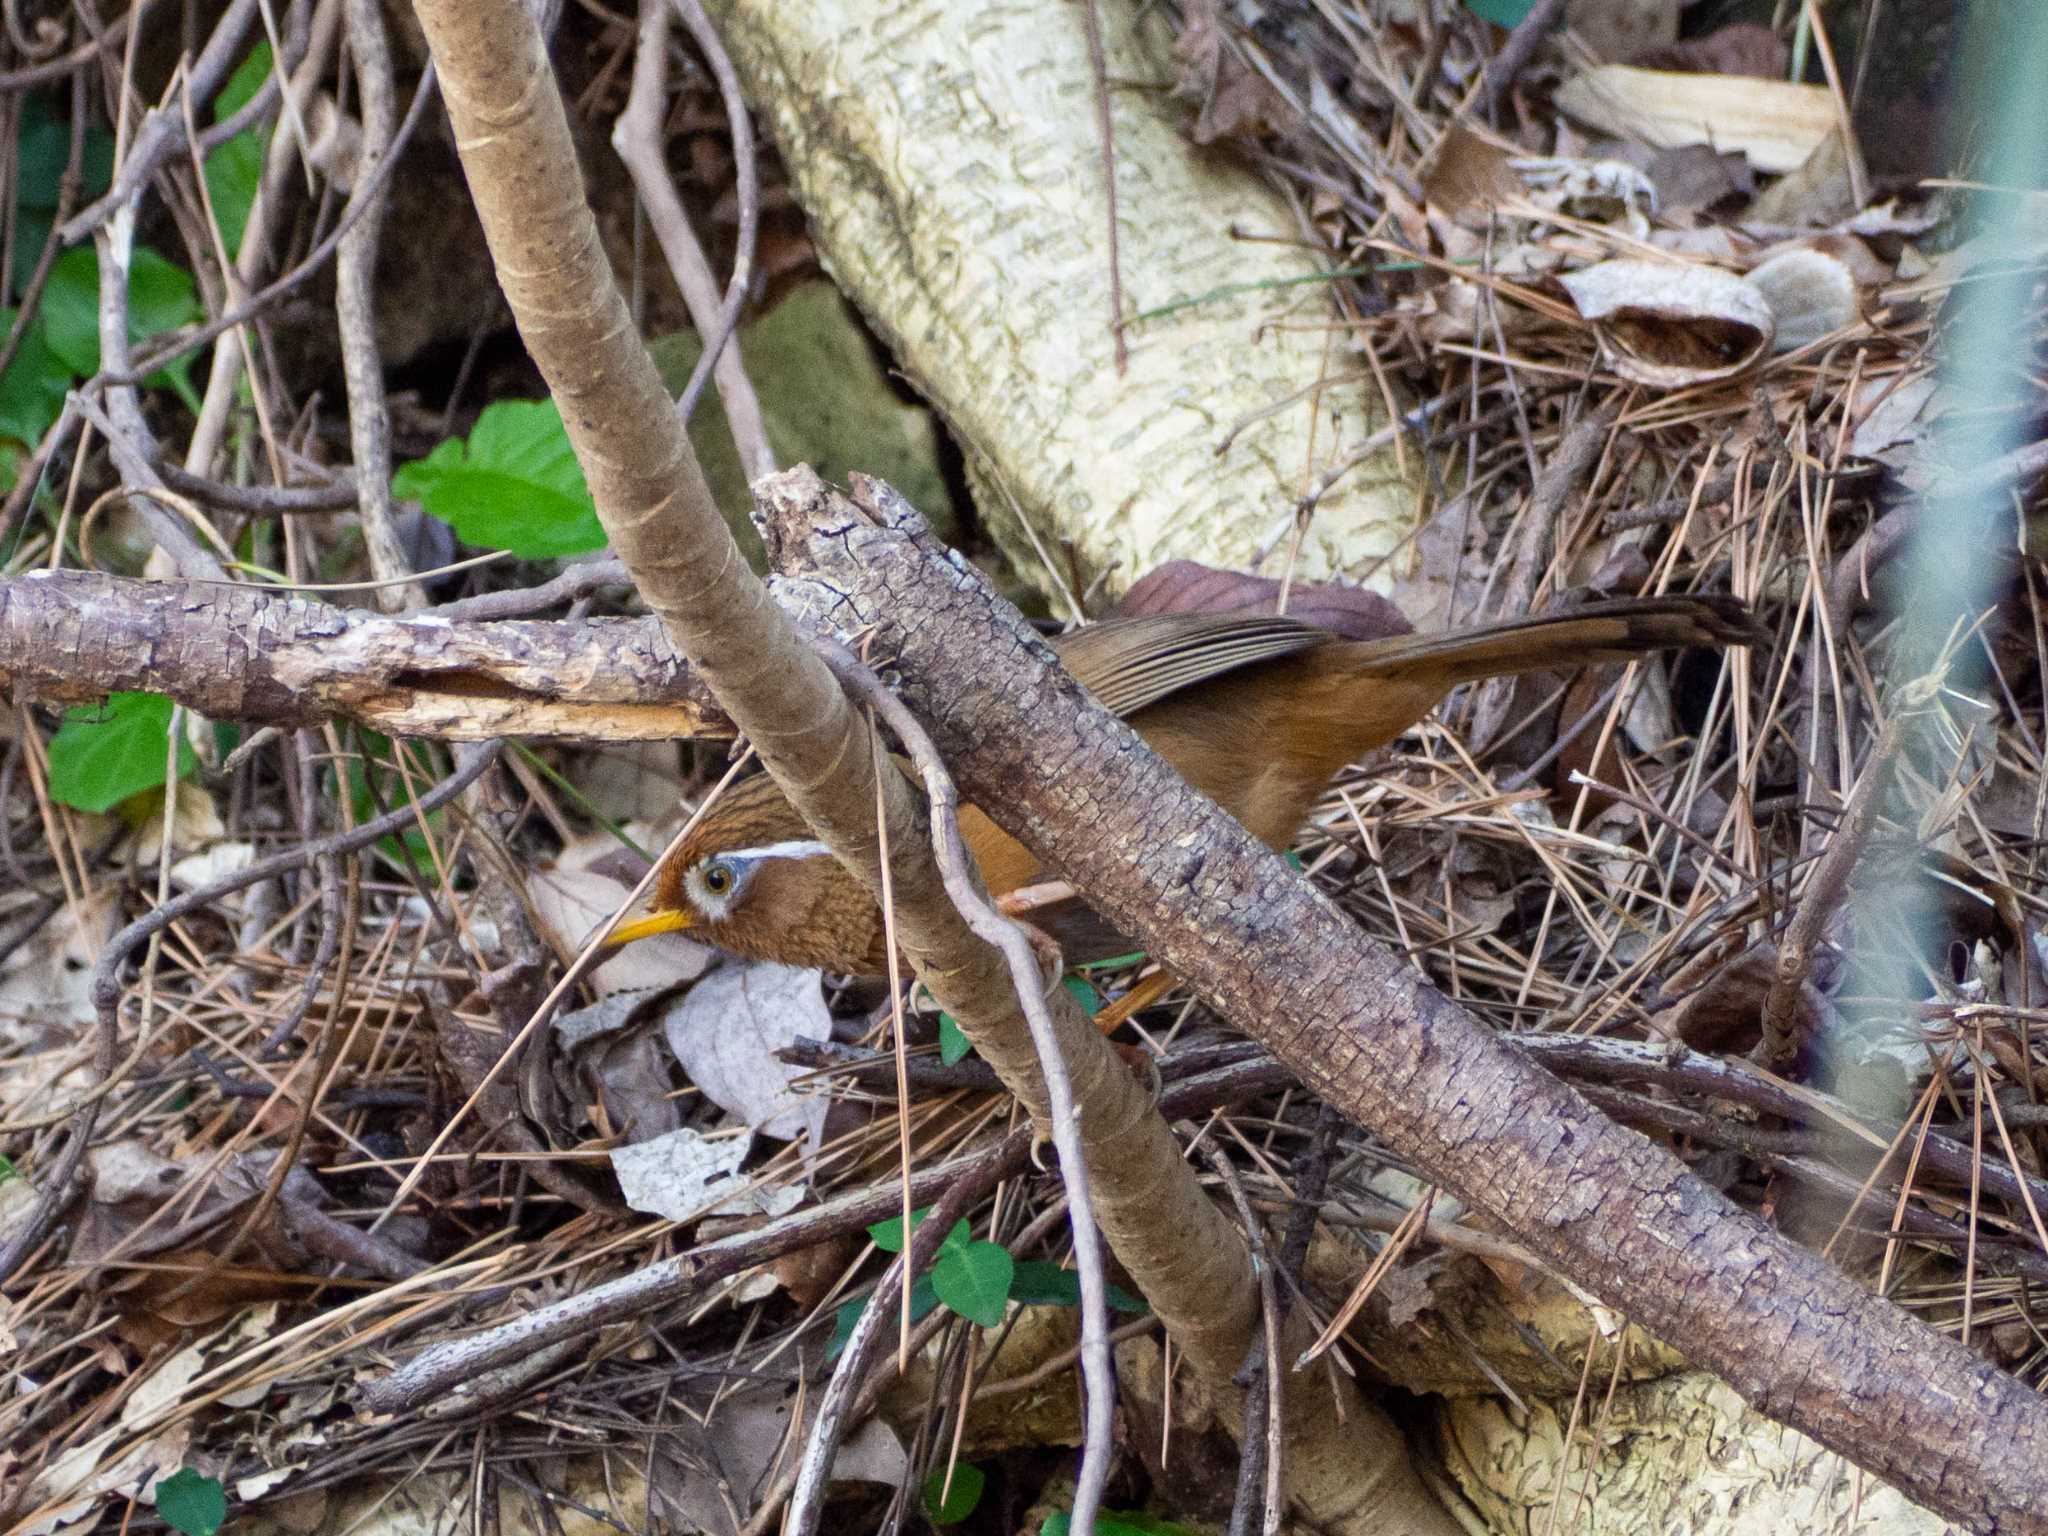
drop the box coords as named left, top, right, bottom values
left=704, top=0, right=1423, bottom=610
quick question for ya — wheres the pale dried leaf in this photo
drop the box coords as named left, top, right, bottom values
left=611, top=1126, right=750, bottom=1222
left=526, top=855, right=714, bottom=995
left=661, top=962, right=831, bottom=1141
left=1744, top=246, right=1861, bottom=352
left=1556, top=67, right=1835, bottom=173
left=1559, top=258, right=1773, bottom=387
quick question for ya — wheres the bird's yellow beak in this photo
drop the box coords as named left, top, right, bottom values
left=604, top=909, right=695, bottom=946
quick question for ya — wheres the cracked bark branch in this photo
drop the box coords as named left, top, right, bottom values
left=759, top=470, right=2048, bottom=1536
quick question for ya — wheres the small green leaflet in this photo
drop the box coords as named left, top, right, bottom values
left=921, top=1462, right=985, bottom=1525
left=1063, top=975, right=1102, bottom=1015
left=204, top=42, right=274, bottom=251
left=39, top=243, right=201, bottom=405
left=933, top=1238, right=1013, bottom=1327
left=826, top=1274, right=938, bottom=1360
left=1041, top=1510, right=1202, bottom=1536
left=937, top=1012, right=973, bottom=1064
left=867, top=1205, right=955, bottom=1253
left=859, top=1207, right=1015, bottom=1328
left=393, top=398, right=605, bottom=558
left=47, top=692, right=196, bottom=813
left=155, top=1469, right=227, bottom=1536
left=1008, top=1259, right=1146, bottom=1315
left=1463, top=0, right=1537, bottom=25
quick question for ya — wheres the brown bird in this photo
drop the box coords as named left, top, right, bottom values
left=607, top=595, right=1763, bottom=975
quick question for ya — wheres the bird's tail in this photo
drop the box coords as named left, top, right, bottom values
left=1346, top=594, right=1766, bottom=686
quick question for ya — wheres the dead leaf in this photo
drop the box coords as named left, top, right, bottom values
left=649, top=1383, right=905, bottom=1536
left=1629, top=22, right=1785, bottom=79
left=527, top=840, right=715, bottom=995
left=1567, top=0, right=1677, bottom=61
left=1559, top=258, right=1773, bottom=386
left=1556, top=67, right=1836, bottom=174
left=1744, top=245, right=1861, bottom=353
left=1422, top=125, right=1524, bottom=224
left=610, top=1125, right=751, bottom=1222
left=660, top=962, right=831, bottom=1141
left=1171, top=0, right=1296, bottom=145
left=1747, top=127, right=1862, bottom=228
left=1112, top=559, right=1412, bottom=640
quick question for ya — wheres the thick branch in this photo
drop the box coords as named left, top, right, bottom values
left=763, top=473, right=2048, bottom=1535
left=0, top=570, right=721, bottom=740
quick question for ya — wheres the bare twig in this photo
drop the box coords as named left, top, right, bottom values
left=613, top=0, right=773, bottom=475
left=335, top=0, right=424, bottom=610
left=59, top=0, right=263, bottom=243
left=1479, top=0, right=1563, bottom=120
left=785, top=1164, right=994, bottom=1536
left=111, top=62, right=439, bottom=385
left=1208, top=1147, right=1282, bottom=1536
left=1758, top=703, right=1912, bottom=1074
left=816, top=638, right=1115, bottom=1535
left=663, top=0, right=759, bottom=424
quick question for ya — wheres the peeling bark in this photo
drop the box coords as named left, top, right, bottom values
left=0, top=570, right=721, bottom=740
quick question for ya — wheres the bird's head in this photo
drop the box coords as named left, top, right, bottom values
left=605, top=774, right=884, bottom=973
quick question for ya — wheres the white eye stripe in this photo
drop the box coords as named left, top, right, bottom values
left=719, top=840, right=832, bottom=862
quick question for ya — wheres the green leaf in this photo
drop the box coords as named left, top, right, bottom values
left=932, top=1239, right=1013, bottom=1328
left=825, top=1274, right=938, bottom=1361
left=1008, top=1259, right=1146, bottom=1314
left=393, top=398, right=604, bottom=558
left=1041, top=1512, right=1202, bottom=1536
left=937, top=1012, right=972, bottom=1065
left=1062, top=975, right=1102, bottom=1016
left=155, top=1469, right=227, bottom=1536
left=866, top=1205, right=932, bottom=1253
left=0, top=1153, right=19, bottom=1182
left=1463, top=0, right=1537, bottom=25
left=39, top=243, right=201, bottom=402
left=921, top=1462, right=985, bottom=1525
left=203, top=42, right=274, bottom=252
left=47, top=692, right=196, bottom=813
left=13, top=92, right=114, bottom=217
left=0, top=306, right=69, bottom=451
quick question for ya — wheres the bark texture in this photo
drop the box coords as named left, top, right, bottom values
left=763, top=471, right=2048, bottom=1536
left=704, top=0, right=1421, bottom=608
left=0, top=570, right=719, bottom=739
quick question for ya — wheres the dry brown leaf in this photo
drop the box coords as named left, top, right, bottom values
left=1558, top=258, right=1773, bottom=387
left=1747, top=127, right=1863, bottom=227
left=1112, top=559, right=1412, bottom=640
left=1566, top=0, right=1678, bottom=62
left=1421, top=125, right=1524, bottom=224
left=1555, top=66, right=1836, bottom=173
left=1629, top=21, right=1785, bottom=79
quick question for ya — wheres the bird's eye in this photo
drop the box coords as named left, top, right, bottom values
left=701, top=861, right=734, bottom=895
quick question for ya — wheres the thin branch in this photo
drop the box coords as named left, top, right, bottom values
left=816, top=638, right=1115, bottom=1535
left=613, top=0, right=773, bottom=475
left=663, top=0, right=759, bottom=425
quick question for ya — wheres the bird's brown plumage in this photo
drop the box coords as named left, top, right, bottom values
left=613, top=594, right=1764, bottom=974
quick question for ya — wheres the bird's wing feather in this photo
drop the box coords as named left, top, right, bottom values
left=1051, top=614, right=1331, bottom=720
